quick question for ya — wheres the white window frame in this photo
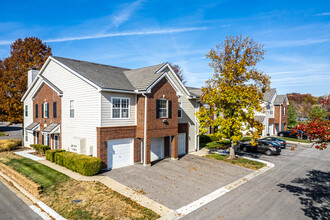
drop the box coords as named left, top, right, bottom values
left=178, top=102, right=182, bottom=118
left=44, top=102, right=49, bottom=118
left=25, top=131, right=28, bottom=141
left=54, top=134, right=59, bottom=149
left=25, top=105, right=28, bottom=117
left=111, top=97, right=130, bottom=119
left=44, top=134, right=49, bottom=146
left=159, top=99, right=168, bottom=118
left=283, top=106, right=286, bottom=117
left=70, top=100, right=75, bottom=118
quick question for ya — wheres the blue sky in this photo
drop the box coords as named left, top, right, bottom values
left=1, top=0, right=329, bottom=96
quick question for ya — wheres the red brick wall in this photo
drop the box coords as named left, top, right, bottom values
left=33, top=83, right=61, bottom=149
left=274, top=99, right=288, bottom=131
left=96, top=126, right=137, bottom=168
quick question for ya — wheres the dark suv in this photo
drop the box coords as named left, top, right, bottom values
left=239, top=140, right=281, bottom=156
left=258, top=137, right=286, bottom=148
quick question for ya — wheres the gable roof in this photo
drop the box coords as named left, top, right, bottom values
left=255, top=116, right=265, bottom=123
left=52, top=56, right=135, bottom=91
left=186, top=86, right=203, bottom=98
left=274, top=95, right=286, bottom=105
left=263, top=88, right=276, bottom=102
left=123, top=63, right=165, bottom=91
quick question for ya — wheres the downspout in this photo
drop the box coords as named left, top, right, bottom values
left=142, top=93, right=148, bottom=166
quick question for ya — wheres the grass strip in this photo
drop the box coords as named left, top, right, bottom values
left=279, top=137, right=312, bottom=143
left=204, top=153, right=266, bottom=170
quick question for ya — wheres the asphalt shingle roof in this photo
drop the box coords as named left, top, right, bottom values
left=263, top=88, right=276, bottom=102
left=274, top=95, right=286, bottom=105
left=186, top=86, right=203, bottom=97
left=25, top=122, right=39, bottom=131
left=123, top=63, right=165, bottom=91
left=53, top=56, right=135, bottom=90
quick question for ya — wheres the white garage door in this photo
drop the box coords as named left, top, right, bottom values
left=178, top=133, right=186, bottom=156
left=107, top=138, right=134, bottom=169
left=151, top=137, right=164, bottom=162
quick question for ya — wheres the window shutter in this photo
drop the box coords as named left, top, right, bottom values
left=42, top=104, right=44, bottom=118
left=156, top=100, right=160, bottom=118
left=53, top=102, right=57, bottom=118
left=168, top=101, right=172, bottom=118
left=35, top=104, right=38, bottom=118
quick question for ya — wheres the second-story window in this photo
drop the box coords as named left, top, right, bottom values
left=25, top=105, right=28, bottom=117
left=70, top=100, right=75, bottom=118
left=178, top=102, right=182, bottom=118
left=156, top=99, right=170, bottom=118
left=111, top=98, right=129, bottom=119
left=44, top=102, right=49, bottom=118
left=53, top=102, right=57, bottom=118
left=283, top=106, right=286, bottom=117
left=35, top=104, right=38, bottom=118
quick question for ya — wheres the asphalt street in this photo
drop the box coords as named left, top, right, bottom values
left=0, top=122, right=23, bottom=140
left=184, top=144, right=330, bottom=220
left=0, top=179, right=42, bottom=220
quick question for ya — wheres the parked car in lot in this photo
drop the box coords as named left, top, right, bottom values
left=278, top=130, right=308, bottom=139
left=258, top=137, right=287, bottom=148
left=239, top=140, right=281, bottom=156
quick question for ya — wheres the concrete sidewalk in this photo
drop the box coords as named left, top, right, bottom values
left=38, top=160, right=172, bottom=216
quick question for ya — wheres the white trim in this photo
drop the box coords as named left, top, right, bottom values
left=99, top=92, right=102, bottom=127
left=146, top=73, right=183, bottom=96
left=99, top=88, right=136, bottom=93
left=70, top=100, right=75, bottom=118
left=178, top=102, right=182, bottom=118
left=110, top=97, right=131, bottom=119
left=156, top=63, right=191, bottom=96
left=135, top=94, right=137, bottom=125
left=158, top=99, right=168, bottom=118
left=30, top=78, right=63, bottom=101
left=44, top=102, right=49, bottom=118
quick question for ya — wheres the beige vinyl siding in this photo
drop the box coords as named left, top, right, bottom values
left=41, top=60, right=99, bottom=156
left=101, top=92, right=136, bottom=127
left=165, top=68, right=190, bottom=96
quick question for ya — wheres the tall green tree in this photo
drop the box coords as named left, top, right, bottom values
left=197, top=36, right=270, bottom=159
left=287, top=104, right=298, bottom=128
left=309, top=105, right=326, bottom=120
left=0, top=37, right=52, bottom=122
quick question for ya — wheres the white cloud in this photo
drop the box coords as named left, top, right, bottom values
left=111, top=0, right=144, bottom=28
left=315, top=12, right=330, bottom=16
left=264, top=37, right=330, bottom=48
left=44, top=27, right=207, bottom=43
left=0, top=40, right=13, bottom=45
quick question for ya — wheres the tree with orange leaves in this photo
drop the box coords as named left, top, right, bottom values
left=0, top=37, right=52, bottom=122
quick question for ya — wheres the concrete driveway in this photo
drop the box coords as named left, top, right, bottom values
left=103, top=154, right=253, bottom=210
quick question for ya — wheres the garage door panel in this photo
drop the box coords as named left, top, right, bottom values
left=107, top=138, right=133, bottom=169
left=151, top=137, right=164, bottom=162
left=178, top=133, right=186, bottom=156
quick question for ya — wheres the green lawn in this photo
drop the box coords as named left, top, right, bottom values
left=0, top=156, right=69, bottom=192
left=205, top=153, right=266, bottom=170
left=279, top=137, right=312, bottom=143
left=0, top=132, right=6, bottom=136
left=0, top=153, right=159, bottom=219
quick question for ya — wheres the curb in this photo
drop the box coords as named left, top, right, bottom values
left=285, top=140, right=313, bottom=147
left=163, top=152, right=275, bottom=219
left=0, top=171, right=66, bottom=220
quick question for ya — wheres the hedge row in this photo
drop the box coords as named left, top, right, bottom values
left=200, top=134, right=219, bottom=143
left=45, top=150, right=101, bottom=176
left=30, top=144, right=50, bottom=155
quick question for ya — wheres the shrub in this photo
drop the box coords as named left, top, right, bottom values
left=0, top=139, right=22, bottom=152
left=52, top=151, right=101, bottom=176
left=200, top=135, right=211, bottom=143
left=45, top=149, right=65, bottom=162
left=200, top=134, right=219, bottom=143
left=30, top=144, right=51, bottom=155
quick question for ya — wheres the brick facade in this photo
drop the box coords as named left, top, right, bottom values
left=97, top=77, right=184, bottom=168
left=32, top=83, right=61, bottom=149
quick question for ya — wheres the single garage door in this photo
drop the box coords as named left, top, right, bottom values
left=151, top=137, right=164, bottom=162
left=107, top=138, right=134, bottom=169
left=178, top=133, right=186, bottom=156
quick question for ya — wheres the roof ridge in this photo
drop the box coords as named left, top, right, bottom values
left=52, top=56, right=131, bottom=71
left=124, top=63, right=166, bottom=72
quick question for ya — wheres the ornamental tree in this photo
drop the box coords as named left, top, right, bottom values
left=292, top=119, right=329, bottom=150
left=0, top=37, right=52, bottom=122
left=197, top=35, right=271, bottom=159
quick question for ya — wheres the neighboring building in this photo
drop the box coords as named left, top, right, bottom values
left=255, top=88, right=289, bottom=136
left=22, top=56, right=202, bottom=169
